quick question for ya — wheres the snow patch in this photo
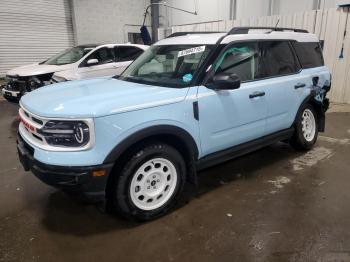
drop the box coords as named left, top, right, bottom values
left=268, top=176, right=291, bottom=189
left=291, top=147, right=333, bottom=171
left=319, top=136, right=350, bottom=145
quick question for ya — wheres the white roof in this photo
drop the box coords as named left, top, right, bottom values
left=155, top=33, right=226, bottom=45
left=96, top=43, right=149, bottom=50
left=221, top=31, right=319, bottom=43
left=156, top=30, right=319, bottom=46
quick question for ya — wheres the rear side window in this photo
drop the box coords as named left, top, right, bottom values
left=260, top=41, right=300, bottom=78
left=292, top=42, right=324, bottom=69
left=115, top=46, right=144, bottom=62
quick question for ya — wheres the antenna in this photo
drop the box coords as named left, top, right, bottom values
left=275, top=19, right=280, bottom=29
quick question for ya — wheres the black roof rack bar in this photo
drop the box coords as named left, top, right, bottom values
left=228, top=27, right=309, bottom=34
left=167, top=31, right=225, bottom=38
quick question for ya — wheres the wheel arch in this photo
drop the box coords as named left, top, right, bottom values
left=293, top=93, right=326, bottom=132
left=103, top=125, right=199, bottom=189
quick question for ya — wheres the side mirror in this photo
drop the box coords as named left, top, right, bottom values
left=86, top=58, right=99, bottom=66
left=210, top=73, right=241, bottom=90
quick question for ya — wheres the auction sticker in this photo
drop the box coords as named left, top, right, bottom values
left=178, top=46, right=206, bottom=57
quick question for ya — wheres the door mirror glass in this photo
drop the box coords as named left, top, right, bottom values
left=210, top=73, right=241, bottom=90
left=86, top=58, right=99, bottom=66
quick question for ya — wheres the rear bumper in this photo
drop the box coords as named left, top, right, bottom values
left=17, top=133, right=113, bottom=202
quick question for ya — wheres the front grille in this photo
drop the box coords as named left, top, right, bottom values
left=32, top=117, right=43, bottom=125
left=19, top=107, right=47, bottom=147
left=5, top=78, right=27, bottom=92
left=32, top=133, right=43, bottom=141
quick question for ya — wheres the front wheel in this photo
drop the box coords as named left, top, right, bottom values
left=107, top=142, right=186, bottom=221
left=290, top=104, right=318, bottom=151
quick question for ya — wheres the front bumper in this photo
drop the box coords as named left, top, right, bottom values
left=17, top=133, right=114, bottom=202
left=2, top=87, right=21, bottom=102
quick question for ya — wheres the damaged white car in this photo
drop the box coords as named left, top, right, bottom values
left=1, top=43, right=148, bottom=102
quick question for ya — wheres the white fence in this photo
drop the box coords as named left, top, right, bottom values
left=171, top=8, right=350, bottom=104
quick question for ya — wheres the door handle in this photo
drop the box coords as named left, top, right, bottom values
left=249, top=91, right=265, bottom=99
left=295, top=83, right=306, bottom=89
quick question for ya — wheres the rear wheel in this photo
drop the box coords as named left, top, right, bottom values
left=290, top=104, right=318, bottom=151
left=107, top=142, right=186, bottom=221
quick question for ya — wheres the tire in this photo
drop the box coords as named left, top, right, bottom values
left=107, top=142, right=186, bottom=221
left=290, top=104, right=318, bottom=151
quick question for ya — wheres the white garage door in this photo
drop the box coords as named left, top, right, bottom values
left=0, top=0, right=75, bottom=76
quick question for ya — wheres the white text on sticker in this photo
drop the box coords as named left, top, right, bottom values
left=178, top=46, right=206, bottom=57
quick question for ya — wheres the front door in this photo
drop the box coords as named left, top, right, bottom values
left=77, top=47, right=117, bottom=79
left=197, top=41, right=268, bottom=157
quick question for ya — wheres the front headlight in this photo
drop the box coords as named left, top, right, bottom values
left=28, top=76, right=43, bottom=90
left=38, top=120, right=90, bottom=147
left=51, top=75, right=68, bottom=83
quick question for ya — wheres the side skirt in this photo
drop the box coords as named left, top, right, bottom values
left=196, top=128, right=294, bottom=171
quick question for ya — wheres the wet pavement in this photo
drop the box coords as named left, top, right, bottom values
left=0, top=100, right=350, bottom=262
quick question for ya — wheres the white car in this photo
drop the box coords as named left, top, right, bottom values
left=1, top=43, right=148, bottom=102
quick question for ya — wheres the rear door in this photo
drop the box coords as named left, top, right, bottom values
left=197, top=41, right=269, bottom=156
left=258, top=41, right=308, bottom=134
left=114, top=46, right=144, bottom=75
left=77, top=47, right=116, bottom=79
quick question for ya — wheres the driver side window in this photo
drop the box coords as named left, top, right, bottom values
left=214, top=42, right=259, bottom=82
left=81, top=47, right=114, bottom=67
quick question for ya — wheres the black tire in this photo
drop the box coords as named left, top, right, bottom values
left=290, top=104, right=318, bottom=151
left=107, top=142, right=186, bottom=221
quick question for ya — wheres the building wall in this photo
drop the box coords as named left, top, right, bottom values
left=159, top=0, right=231, bottom=27
left=72, top=0, right=150, bottom=45
left=159, top=0, right=342, bottom=27
left=0, top=0, right=74, bottom=76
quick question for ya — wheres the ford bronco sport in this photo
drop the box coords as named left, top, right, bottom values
left=17, top=27, right=331, bottom=221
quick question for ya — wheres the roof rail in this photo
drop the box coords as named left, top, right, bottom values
left=167, top=31, right=225, bottom=38
left=228, top=27, right=309, bottom=34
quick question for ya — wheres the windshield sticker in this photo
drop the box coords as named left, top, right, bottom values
left=178, top=46, right=206, bottom=57
left=182, top=73, right=193, bottom=83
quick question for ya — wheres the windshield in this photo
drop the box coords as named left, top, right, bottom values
left=44, top=46, right=95, bottom=65
left=119, top=45, right=213, bottom=88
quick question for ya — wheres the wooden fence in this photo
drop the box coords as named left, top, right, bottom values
left=171, top=8, right=350, bottom=104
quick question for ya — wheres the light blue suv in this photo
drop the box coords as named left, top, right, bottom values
left=17, top=27, right=331, bottom=221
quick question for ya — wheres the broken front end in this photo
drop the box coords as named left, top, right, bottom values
left=1, top=73, right=54, bottom=102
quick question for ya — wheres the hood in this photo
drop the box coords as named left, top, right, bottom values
left=7, top=63, right=73, bottom=77
left=20, top=78, right=189, bottom=118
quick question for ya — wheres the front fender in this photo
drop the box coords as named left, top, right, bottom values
left=103, top=124, right=199, bottom=164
